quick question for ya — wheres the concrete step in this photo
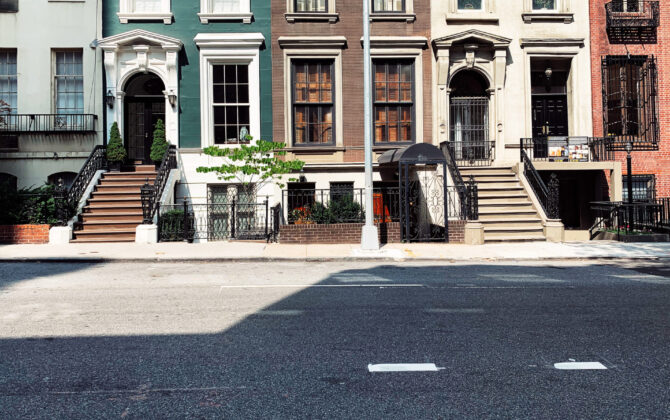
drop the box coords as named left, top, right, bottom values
left=478, top=215, right=542, bottom=222
left=79, top=213, right=143, bottom=223
left=483, top=224, right=544, bottom=231
left=97, top=181, right=146, bottom=187
left=476, top=185, right=523, bottom=192
left=102, top=172, right=157, bottom=180
left=87, top=199, right=143, bottom=207
left=473, top=177, right=519, bottom=183
left=79, top=221, right=141, bottom=231
left=479, top=207, right=538, bottom=215
left=83, top=204, right=143, bottom=213
left=70, top=237, right=136, bottom=243
left=72, top=229, right=136, bottom=242
left=478, top=191, right=529, bottom=199
left=90, top=192, right=141, bottom=200
left=478, top=197, right=532, bottom=204
left=485, top=234, right=546, bottom=243
left=95, top=186, right=143, bottom=193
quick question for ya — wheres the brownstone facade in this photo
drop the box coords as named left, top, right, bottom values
left=590, top=0, right=669, bottom=197
left=271, top=0, right=433, bottom=165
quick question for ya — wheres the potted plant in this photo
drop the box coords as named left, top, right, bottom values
left=106, top=122, right=126, bottom=172
left=150, top=119, right=168, bottom=168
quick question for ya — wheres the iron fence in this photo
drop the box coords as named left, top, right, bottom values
left=520, top=137, right=615, bottom=162
left=158, top=199, right=278, bottom=242
left=0, top=114, right=97, bottom=133
left=589, top=200, right=668, bottom=239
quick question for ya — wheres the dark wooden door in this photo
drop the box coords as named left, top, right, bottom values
left=532, top=95, right=568, bottom=138
left=125, top=99, right=165, bottom=163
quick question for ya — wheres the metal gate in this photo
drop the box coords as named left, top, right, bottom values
left=399, top=164, right=449, bottom=242
left=449, top=97, right=493, bottom=165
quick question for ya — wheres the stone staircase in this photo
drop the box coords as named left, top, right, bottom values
left=71, top=165, right=156, bottom=243
left=460, top=166, right=546, bottom=243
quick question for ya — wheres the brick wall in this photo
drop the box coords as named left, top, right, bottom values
left=0, top=225, right=50, bottom=244
left=590, top=0, right=670, bottom=197
left=279, top=221, right=466, bottom=244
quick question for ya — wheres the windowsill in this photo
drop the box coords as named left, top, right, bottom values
left=117, top=12, right=173, bottom=24
left=370, top=13, right=416, bottom=23
left=285, top=12, right=339, bottom=23
left=198, top=12, right=253, bottom=24
left=286, top=146, right=344, bottom=153
left=373, top=143, right=414, bottom=150
left=445, top=13, right=499, bottom=24
left=522, top=12, right=574, bottom=23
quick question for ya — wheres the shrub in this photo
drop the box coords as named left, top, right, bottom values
left=308, top=202, right=334, bottom=225
left=106, top=122, right=127, bottom=163
left=159, top=209, right=193, bottom=242
left=150, top=119, right=169, bottom=163
left=328, top=196, right=364, bottom=223
left=0, top=183, right=63, bottom=225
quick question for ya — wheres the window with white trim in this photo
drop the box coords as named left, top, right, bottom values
left=295, top=0, right=327, bottom=12
left=54, top=50, right=83, bottom=115
left=118, top=0, right=172, bottom=23
left=0, top=50, right=17, bottom=114
left=212, top=64, right=250, bottom=145
left=533, top=0, right=556, bottom=10
left=292, top=60, right=335, bottom=146
left=199, top=0, right=252, bottom=22
left=373, top=59, right=414, bottom=144
left=458, top=0, right=483, bottom=10
left=373, top=0, right=405, bottom=12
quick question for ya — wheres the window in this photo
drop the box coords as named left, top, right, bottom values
left=208, top=184, right=257, bottom=241
left=210, top=0, right=242, bottom=12
left=330, top=181, right=354, bottom=201
left=602, top=55, right=658, bottom=145
left=373, top=0, right=404, bottom=12
left=458, top=0, right=482, bottom=10
left=48, top=172, right=77, bottom=189
left=0, top=0, right=18, bottom=13
left=292, top=60, right=334, bottom=146
left=373, top=60, right=414, bottom=144
left=622, top=175, right=655, bottom=202
left=212, top=64, right=250, bottom=145
left=610, top=0, right=640, bottom=13
left=532, top=0, right=555, bottom=10
left=295, top=0, right=327, bottom=12
left=118, top=0, right=172, bottom=23
left=199, top=0, right=252, bottom=23
left=0, top=50, right=17, bottom=114
left=54, top=51, right=83, bottom=115
left=133, top=0, right=161, bottom=12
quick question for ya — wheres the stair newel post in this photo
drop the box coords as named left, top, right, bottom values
left=547, top=173, right=560, bottom=220
left=264, top=197, right=269, bottom=240
left=468, top=175, right=478, bottom=220
left=231, top=198, right=236, bottom=239
left=54, top=177, right=68, bottom=226
left=182, top=200, right=189, bottom=242
left=140, top=178, right=154, bottom=224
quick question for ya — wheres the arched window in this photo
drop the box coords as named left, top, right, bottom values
left=48, top=172, right=77, bottom=189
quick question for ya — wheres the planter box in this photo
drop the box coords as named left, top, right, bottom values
left=593, top=231, right=670, bottom=243
left=0, top=224, right=50, bottom=244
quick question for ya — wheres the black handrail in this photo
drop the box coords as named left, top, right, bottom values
left=55, top=145, right=108, bottom=225
left=441, top=141, right=478, bottom=220
left=520, top=146, right=560, bottom=220
left=141, top=145, right=178, bottom=224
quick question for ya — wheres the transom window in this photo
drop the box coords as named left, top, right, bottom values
left=212, top=64, right=250, bottom=145
left=292, top=60, right=334, bottom=146
left=458, top=0, right=483, bottom=10
left=373, top=0, right=405, bottom=12
left=533, top=0, right=556, bottom=9
left=295, top=0, right=327, bottom=12
left=0, top=50, right=17, bottom=113
left=373, top=60, right=414, bottom=144
left=55, top=51, right=83, bottom=115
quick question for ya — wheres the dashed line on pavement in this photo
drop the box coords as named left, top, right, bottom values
left=368, top=363, right=445, bottom=372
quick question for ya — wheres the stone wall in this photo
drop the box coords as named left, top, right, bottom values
left=0, top=225, right=50, bottom=244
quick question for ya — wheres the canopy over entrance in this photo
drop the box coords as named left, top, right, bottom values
left=378, top=143, right=447, bottom=167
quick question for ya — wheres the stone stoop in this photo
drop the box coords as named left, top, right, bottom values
left=70, top=165, right=156, bottom=243
left=460, top=166, right=546, bottom=243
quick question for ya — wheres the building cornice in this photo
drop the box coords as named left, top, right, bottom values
left=519, top=38, right=585, bottom=48
left=433, top=29, right=512, bottom=49
left=99, top=29, right=183, bottom=50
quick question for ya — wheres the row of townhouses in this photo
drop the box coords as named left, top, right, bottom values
left=0, top=0, right=666, bottom=244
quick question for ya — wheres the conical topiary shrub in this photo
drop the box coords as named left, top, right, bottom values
left=106, top=122, right=127, bottom=167
left=150, top=119, right=169, bottom=163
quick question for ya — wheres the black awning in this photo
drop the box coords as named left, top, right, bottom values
left=378, top=143, right=446, bottom=166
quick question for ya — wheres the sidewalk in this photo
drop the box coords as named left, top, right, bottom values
left=1, top=240, right=669, bottom=262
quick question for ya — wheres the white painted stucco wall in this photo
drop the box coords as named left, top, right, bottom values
left=0, top=0, right=103, bottom=188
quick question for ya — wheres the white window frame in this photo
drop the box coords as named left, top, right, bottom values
left=195, top=33, right=263, bottom=148
left=199, top=0, right=253, bottom=24
left=522, top=0, right=573, bottom=23
left=52, top=49, right=84, bottom=115
left=446, top=0, right=497, bottom=22
left=0, top=49, right=17, bottom=114
left=369, top=0, right=415, bottom=22
left=118, top=0, right=173, bottom=24
left=285, top=0, right=338, bottom=22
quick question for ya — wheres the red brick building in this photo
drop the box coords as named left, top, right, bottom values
left=590, top=0, right=668, bottom=199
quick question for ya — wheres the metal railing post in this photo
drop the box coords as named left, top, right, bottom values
left=265, top=198, right=269, bottom=239
left=182, top=200, right=189, bottom=242
left=547, top=173, right=560, bottom=220
left=231, top=198, right=236, bottom=239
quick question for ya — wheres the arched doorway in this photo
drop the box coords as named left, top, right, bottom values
left=124, top=73, right=166, bottom=163
left=449, top=70, right=490, bottom=163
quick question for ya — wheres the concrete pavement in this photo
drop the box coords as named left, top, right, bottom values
left=1, top=240, right=669, bottom=262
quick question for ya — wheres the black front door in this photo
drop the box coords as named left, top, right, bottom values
left=125, top=99, right=165, bottom=163
left=532, top=95, right=568, bottom=138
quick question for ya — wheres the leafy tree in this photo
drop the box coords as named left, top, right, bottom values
left=150, top=119, right=169, bottom=163
left=106, top=122, right=127, bottom=163
left=196, top=137, right=305, bottom=190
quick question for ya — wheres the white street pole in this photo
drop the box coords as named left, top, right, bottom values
left=360, top=0, right=380, bottom=250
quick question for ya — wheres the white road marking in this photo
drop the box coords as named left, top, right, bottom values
left=219, top=284, right=423, bottom=290
left=425, top=308, right=485, bottom=314
left=368, top=363, right=444, bottom=372
left=554, top=362, right=607, bottom=370
left=255, top=310, right=304, bottom=316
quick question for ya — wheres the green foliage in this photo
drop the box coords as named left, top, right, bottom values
left=288, top=196, right=365, bottom=225
left=150, top=119, right=169, bottom=163
left=196, top=138, right=305, bottom=189
left=328, top=196, right=364, bottom=223
left=308, top=202, right=334, bottom=225
left=158, top=209, right=193, bottom=242
left=0, top=182, right=64, bottom=225
left=106, top=122, right=127, bottom=163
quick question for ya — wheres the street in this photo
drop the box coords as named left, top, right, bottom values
left=1, top=260, right=670, bottom=418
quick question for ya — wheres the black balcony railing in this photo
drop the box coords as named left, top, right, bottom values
left=0, top=114, right=97, bottom=133
left=520, top=137, right=615, bottom=162
left=606, top=1, right=659, bottom=43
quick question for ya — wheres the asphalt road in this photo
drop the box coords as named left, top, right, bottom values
left=1, top=260, right=669, bottom=419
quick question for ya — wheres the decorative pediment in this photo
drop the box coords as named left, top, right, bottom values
left=433, top=30, right=511, bottom=49
left=99, top=29, right=183, bottom=51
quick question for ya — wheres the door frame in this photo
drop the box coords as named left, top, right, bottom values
left=123, top=96, right=165, bottom=163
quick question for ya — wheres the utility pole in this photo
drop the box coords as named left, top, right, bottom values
left=360, top=0, right=380, bottom=250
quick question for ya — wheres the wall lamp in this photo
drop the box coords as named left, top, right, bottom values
left=105, top=90, right=115, bottom=108
left=168, top=90, right=177, bottom=106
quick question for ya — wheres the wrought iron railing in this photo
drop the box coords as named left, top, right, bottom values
left=521, top=148, right=560, bottom=220
left=441, top=141, right=479, bottom=220
left=589, top=200, right=666, bottom=239
left=158, top=198, right=279, bottom=242
left=520, top=137, right=616, bottom=162
left=141, top=145, right=177, bottom=224
left=0, top=114, right=97, bottom=133
left=443, top=140, right=495, bottom=167
left=55, top=145, right=108, bottom=225
left=606, top=1, right=659, bottom=28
